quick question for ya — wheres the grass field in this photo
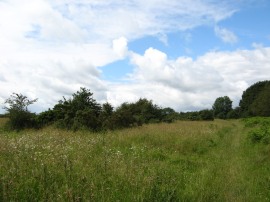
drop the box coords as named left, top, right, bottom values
left=1, top=118, right=270, bottom=201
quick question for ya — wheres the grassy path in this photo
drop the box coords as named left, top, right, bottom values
left=197, top=120, right=270, bottom=202
left=213, top=121, right=246, bottom=201
left=184, top=120, right=248, bottom=201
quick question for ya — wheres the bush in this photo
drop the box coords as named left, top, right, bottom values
left=3, top=93, right=38, bottom=131
left=226, top=107, right=241, bottom=119
left=46, top=88, right=102, bottom=131
left=248, top=127, right=270, bottom=144
left=212, top=96, right=232, bottom=119
left=245, top=117, right=270, bottom=144
left=199, top=109, right=214, bottom=121
left=36, top=109, right=56, bottom=127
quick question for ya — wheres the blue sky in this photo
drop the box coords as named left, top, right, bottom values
left=0, top=0, right=270, bottom=113
left=103, top=0, right=270, bottom=81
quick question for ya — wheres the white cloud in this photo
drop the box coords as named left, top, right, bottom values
left=156, top=33, right=169, bottom=46
left=215, top=26, right=238, bottom=44
left=112, top=37, right=128, bottom=58
left=0, top=42, right=118, bottom=113
left=107, top=46, right=270, bottom=111
left=0, top=0, right=261, bottom=113
left=0, top=0, right=241, bottom=45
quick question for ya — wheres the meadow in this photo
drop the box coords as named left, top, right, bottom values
left=0, top=118, right=270, bottom=201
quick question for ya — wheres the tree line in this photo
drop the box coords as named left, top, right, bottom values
left=2, top=80, right=270, bottom=131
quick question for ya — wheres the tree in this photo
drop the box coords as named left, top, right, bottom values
left=132, top=98, right=162, bottom=124
left=227, top=107, right=241, bottom=119
left=99, top=102, right=114, bottom=129
left=36, top=108, right=55, bottom=127
left=161, top=107, right=177, bottom=123
left=239, top=81, right=270, bottom=117
left=54, top=87, right=102, bottom=131
left=105, top=98, right=165, bottom=129
left=101, top=102, right=114, bottom=117
left=199, top=109, right=214, bottom=121
left=4, top=93, right=38, bottom=130
left=249, top=84, right=270, bottom=116
left=38, top=88, right=102, bottom=131
left=212, top=96, right=232, bottom=119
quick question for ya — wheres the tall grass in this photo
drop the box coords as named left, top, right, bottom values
left=0, top=118, right=270, bottom=201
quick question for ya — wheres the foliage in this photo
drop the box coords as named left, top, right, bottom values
left=36, top=109, right=55, bottom=127
left=7, top=80, right=270, bottom=132
left=3, top=93, right=38, bottom=130
left=243, top=117, right=270, bottom=144
left=242, top=117, right=270, bottom=128
left=226, top=107, right=241, bottom=119
left=99, top=102, right=114, bottom=128
left=107, top=99, right=165, bottom=129
left=212, top=96, right=232, bottom=119
left=249, top=84, right=270, bottom=116
left=108, top=105, right=136, bottom=129
left=160, top=107, right=178, bottom=123
left=248, top=127, right=270, bottom=144
left=57, top=88, right=101, bottom=131
left=178, top=110, right=214, bottom=121
left=199, top=109, right=214, bottom=121
left=38, top=88, right=102, bottom=131
left=240, top=80, right=270, bottom=117
left=36, top=89, right=181, bottom=131
left=0, top=114, right=7, bottom=118
left=178, top=111, right=199, bottom=121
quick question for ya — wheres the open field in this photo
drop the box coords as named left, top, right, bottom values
left=1, top=118, right=270, bottom=201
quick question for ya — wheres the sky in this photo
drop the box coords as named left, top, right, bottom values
left=1, top=0, right=270, bottom=113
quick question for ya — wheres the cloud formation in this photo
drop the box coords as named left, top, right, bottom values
left=215, top=26, right=238, bottom=44
left=107, top=46, right=270, bottom=111
left=113, top=37, right=128, bottom=58
left=0, top=0, right=269, bottom=113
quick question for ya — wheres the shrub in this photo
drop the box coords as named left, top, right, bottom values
left=3, top=93, right=38, bottom=130
left=245, top=117, right=270, bottom=144
left=199, top=109, right=214, bottom=121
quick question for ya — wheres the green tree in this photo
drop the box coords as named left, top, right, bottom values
left=199, top=109, right=214, bottom=121
left=100, top=102, right=114, bottom=129
left=212, top=96, right=232, bottom=119
left=161, top=107, right=177, bottom=123
left=101, top=102, right=114, bottom=117
left=227, top=107, right=241, bottom=119
left=240, top=81, right=270, bottom=117
left=4, top=93, right=38, bottom=130
left=132, top=98, right=162, bottom=124
left=49, top=88, right=102, bottom=131
left=36, top=108, right=55, bottom=127
left=249, top=84, right=270, bottom=116
left=106, top=98, right=164, bottom=129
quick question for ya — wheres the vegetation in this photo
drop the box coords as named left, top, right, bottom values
left=1, top=80, right=270, bottom=200
left=178, top=109, right=214, bottom=121
left=3, top=93, right=38, bottom=130
left=212, top=96, right=232, bottom=119
left=0, top=114, right=7, bottom=118
left=37, top=93, right=179, bottom=131
left=1, top=118, right=270, bottom=201
left=2, top=80, right=270, bottom=131
left=240, top=80, right=270, bottom=117
left=243, top=117, right=270, bottom=144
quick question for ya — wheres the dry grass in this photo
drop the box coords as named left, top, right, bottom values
left=0, top=118, right=8, bottom=127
